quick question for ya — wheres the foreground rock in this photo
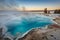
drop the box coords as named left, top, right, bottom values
left=17, top=28, right=60, bottom=40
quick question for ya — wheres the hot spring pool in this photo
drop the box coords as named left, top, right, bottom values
left=5, top=14, right=54, bottom=36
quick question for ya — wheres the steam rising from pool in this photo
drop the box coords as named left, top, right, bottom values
left=0, top=11, right=55, bottom=37
left=4, top=14, right=54, bottom=36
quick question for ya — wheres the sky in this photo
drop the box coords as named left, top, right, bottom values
left=0, top=0, right=60, bottom=10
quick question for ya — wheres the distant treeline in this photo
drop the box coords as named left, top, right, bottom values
left=54, top=9, right=60, bottom=14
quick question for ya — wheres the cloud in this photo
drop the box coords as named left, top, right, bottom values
left=0, top=0, right=60, bottom=10
left=0, top=0, right=20, bottom=10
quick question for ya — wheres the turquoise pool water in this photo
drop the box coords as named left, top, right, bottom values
left=6, top=14, right=54, bottom=36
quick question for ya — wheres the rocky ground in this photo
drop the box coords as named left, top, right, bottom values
left=53, top=17, right=60, bottom=25
left=17, top=28, right=60, bottom=40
